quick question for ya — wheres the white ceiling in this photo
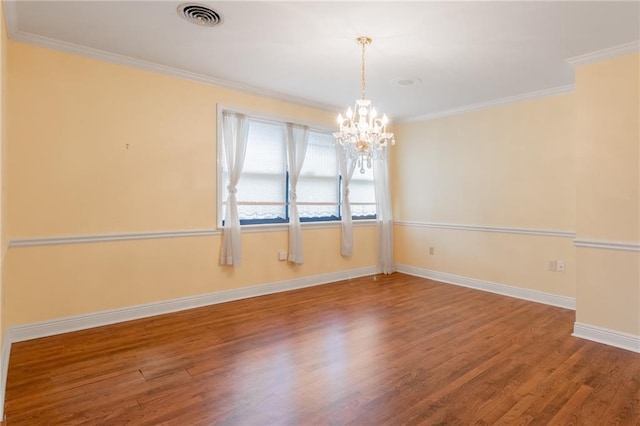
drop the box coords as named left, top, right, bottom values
left=5, top=1, right=640, bottom=121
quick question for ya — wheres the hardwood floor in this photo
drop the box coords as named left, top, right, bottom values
left=5, top=273, right=640, bottom=425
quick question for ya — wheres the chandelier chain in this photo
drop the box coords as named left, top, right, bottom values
left=334, top=36, right=394, bottom=173
left=361, top=39, right=366, bottom=100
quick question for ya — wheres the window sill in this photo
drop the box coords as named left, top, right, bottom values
left=217, top=219, right=377, bottom=234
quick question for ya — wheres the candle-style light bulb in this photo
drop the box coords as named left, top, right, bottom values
left=346, top=108, right=353, bottom=119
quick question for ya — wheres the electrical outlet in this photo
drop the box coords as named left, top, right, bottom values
left=429, top=247, right=435, bottom=255
left=278, top=250, right=287, bottom=261
left=557, top=260, right=565, bottom=272
left=548, top=260, right=557, bottom=272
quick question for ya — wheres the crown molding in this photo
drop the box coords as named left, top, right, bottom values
left=567, top=40, right=640, bottom=67
left=4, top=22, right=337, bottom=115
left=5, top=0, right=636, bottom=127
left=3, top=1, right=18, bottom=36
left=401, top=84, right=575, bottom=122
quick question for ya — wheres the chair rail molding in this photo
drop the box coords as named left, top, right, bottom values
left=8, top=229, right=222, bottom=247
left=8, top=221, right=374, bottom=248
left=573, top=238, right=640, bottom=252
left=394, top=221, right=575, bottom=238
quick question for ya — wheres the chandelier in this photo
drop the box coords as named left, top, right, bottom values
left=334, top=36, right=395, bottom=173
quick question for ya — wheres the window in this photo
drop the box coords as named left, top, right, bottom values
left=219, top=110, right=375, bottom=225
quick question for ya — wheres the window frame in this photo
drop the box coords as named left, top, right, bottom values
left=217, top=104, right=376, bottom=228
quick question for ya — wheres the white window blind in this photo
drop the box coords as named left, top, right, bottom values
left=350, top=165, right=376, bottom=217
left=298, top=131, right=340, bottom=220
left=235, top=120, right=286, bottom=221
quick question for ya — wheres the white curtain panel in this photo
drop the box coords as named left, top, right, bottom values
left=220, top=112, right=249, bottom=266
left=373, top=147, right=396, bottom=274
left=336, top=145, right=357, bottom=256
left=285, top=123, right=310, bottom=265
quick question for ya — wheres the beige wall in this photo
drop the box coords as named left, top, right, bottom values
left=1, top=0, right=8, bottom=341
left=393, top=94, right=577, bottom=297
left=3, top=31, right=639, bottom=340
left=4, top=41, right=377, bottom=327
left=8, top=42, right=335, bottom=237
left=394, top=52, right=640, bottom=337
left=574, top=53, right=640, bottom=335
left=393, top=95, right=576, bottom=229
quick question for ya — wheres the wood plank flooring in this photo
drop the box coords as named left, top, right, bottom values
left=5, top=273, right=640, bottom=425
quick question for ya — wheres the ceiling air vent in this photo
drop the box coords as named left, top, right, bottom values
left=177, top=3, right=223, bottom=27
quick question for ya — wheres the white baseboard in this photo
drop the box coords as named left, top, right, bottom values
left=573, top=322, right=640, bottom=353
left=396, top=264, right=576, bottom=310
left=0, top=334, right=11, bottom=419
left=397, top=265, right=640, bottom=354
left=0, top=265, right=376, bottom=417
left=7, top=266, right=376, bottom=343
